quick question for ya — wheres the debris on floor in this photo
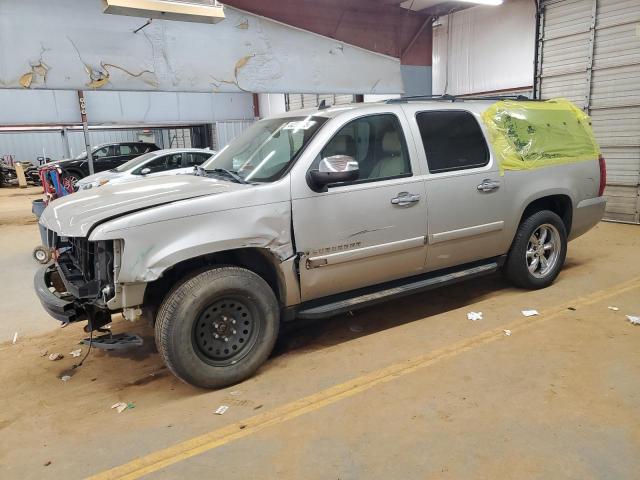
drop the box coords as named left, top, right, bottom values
left=69, top=348, right=82, bottom=358
left=111, top=402, right=135, bottom=413
left=48, top=353, right=63, bottom=361
left=60, top=375, right=72, bottom=382
left=214, top=405, right=229, bottom=415
left=608, top=306, right=619, bottom=311
left=467, top=312, right=483, bottom=321
left=229, top=390, right=242, bottom=396
left=521, top=309, right=539, bottom=317
left=12, top=332, right=18, bottom=344
left=349, top=324, right=364, bottom=333
left=503, top=329, right=512, bottom=336
left=43, top=461, right=52, bottom=467
left=567, top=307, right=576, bottom=311
left=40, top=349, right=48, bottom=357
left=626, top=315, right=640, bottom=325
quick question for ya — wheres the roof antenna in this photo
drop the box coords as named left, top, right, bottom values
left=318, top=99, right=330, bottom=110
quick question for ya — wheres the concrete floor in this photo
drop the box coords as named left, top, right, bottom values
left=0, top=186, right=52, bottom=340
left=1, top=188, right=639, bottom=479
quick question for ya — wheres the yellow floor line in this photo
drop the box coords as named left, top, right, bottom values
left=88, top=276, right=640, bottom=480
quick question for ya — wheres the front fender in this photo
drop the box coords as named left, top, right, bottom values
left=90, top=201, right=293, bottom=283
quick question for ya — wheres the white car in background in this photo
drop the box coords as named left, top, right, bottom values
left=75, top=148, right=216, bottom=190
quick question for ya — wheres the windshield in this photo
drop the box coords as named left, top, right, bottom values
left=113, top=152, right=158, bottom=172
left=74, top=151, right=88, bottom=160
left=202, top=116, right=327, bottom=182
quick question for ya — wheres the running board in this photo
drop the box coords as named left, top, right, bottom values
left=296, top=261, right=499, bottom=320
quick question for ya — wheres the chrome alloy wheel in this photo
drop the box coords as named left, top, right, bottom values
left=526, top=223, right=561, bottom=278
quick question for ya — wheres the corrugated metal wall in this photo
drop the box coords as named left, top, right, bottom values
left=213, top=120, right=255, bottom=151
left=0, top=131, right=67, bottom=162
left=537, top=0, right=640, bottom=223
left=285, top=94, right=357, bottom=111
left=0, top=128, right=193, bottom=163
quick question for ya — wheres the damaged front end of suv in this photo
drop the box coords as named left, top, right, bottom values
left=34, top=234, right=120, bottom=331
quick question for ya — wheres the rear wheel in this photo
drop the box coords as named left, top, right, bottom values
left=504, top=210, right=567, bottom=289
left=155, top=266, right=279, bottom=389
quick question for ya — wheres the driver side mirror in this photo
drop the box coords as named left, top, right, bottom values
left=140, top=167, right=151, bottom=175
left=309, top=155, right=359, bottom=190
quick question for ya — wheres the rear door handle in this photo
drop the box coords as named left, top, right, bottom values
left=391, top=192, right=421, bottom=206
left=477, top=179, right=500, bottom=192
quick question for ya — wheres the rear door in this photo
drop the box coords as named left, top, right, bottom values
left=291, top=109, right=429, bottom=301
left=404, top=107, right=509, bottom=271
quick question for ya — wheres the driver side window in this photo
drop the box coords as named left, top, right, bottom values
left=317, top=114, right=411, bottom=183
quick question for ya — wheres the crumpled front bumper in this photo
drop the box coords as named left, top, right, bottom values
left=34, top=265, right=86, bottom=324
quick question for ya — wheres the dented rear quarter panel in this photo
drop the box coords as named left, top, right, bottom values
left=89, top=177, right=293, bottom=283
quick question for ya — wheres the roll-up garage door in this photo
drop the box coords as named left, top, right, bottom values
left=537, top=0, right=640, bottom=223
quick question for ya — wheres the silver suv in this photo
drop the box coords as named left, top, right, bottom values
left=35, top=98, right=606, bottom=388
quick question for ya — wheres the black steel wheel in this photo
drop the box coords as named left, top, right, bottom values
left=155, top=266, right=279, bottom=389
left=192, top=298, right=259, bottom=366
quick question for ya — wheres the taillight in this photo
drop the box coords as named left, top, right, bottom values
left=598, top=154, right=607, bottom=197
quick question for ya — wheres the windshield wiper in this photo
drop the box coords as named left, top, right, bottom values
left=207, top=168, right=248, bottom=184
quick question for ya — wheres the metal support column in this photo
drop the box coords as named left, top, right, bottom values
left=584, top=0, right=598, bottom=112
left=60, top=127, right=71, bottom=159
left=77, top=90, right=94, bottom=175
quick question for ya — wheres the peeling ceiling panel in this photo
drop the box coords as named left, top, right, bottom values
left=0, top=0, right=402, bottom=94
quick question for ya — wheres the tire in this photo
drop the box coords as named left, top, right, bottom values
left=504, top=210, right=567, bottom=290
left=61, top=170, right=83, bottom=192
left=155, top=266, right=280, bottom=389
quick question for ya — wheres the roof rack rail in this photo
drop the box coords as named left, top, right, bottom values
left=386, top=94, right=456, bottom=104
left=386, top=94, right=535, bottom=104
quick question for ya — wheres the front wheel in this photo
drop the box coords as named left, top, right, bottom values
left=155, top=266, right=280, bottom=389
left=504, top=210, right=567, bottom=289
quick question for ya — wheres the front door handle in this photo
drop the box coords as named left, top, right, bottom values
left=391, top=192, right=421, bottom=206
left=477, top=179, right=500, bottom=192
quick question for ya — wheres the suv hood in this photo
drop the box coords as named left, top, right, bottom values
left=40, top=175, right=246, bottom=237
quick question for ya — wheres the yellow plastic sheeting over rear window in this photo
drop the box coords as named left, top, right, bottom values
left=481, top=98, right=600, bottom=174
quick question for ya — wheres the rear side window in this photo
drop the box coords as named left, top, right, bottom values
left=416, top=110, right=489, bottom=173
